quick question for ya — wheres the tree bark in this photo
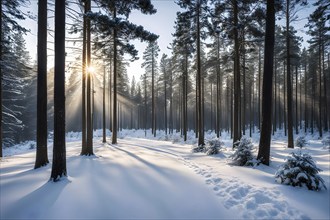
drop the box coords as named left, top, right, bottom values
left=81, top=0, right=87, bottom=154
left=257, top=0, right=275, bottom=166
left=112, top=8, right=118, bottom=144
left=197, top=0, right=204, bottom=146
left=35, top=0, right=49, bottom=168
left=286, top=0, right=294, bottom=148
left=0, top=0, right=3, bottom=157
left=102, top=64, right=106, bottom=143
left=85, top=0, right=93, bottom=154
left=233, top=0, right=241, bottom=148
left=51, top=0, right=66, bottom=181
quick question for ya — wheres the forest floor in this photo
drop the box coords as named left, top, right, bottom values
left=1, top=130, right=329, bottom=219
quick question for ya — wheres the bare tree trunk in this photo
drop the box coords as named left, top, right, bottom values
left=242, top=40, right=246, bottom=136
left=35, top=0, right=49, bottom=168
left=295, top=66, right=298, bottom=134
left=85, top=0, right=93, bottom=154
left=233, top=0, right=241, bottom=148
left=164, top=63, right=167, bottom=135
left=51, top=0, right=66, bottom=181
left=102, top=65, right=106, bottom=143
left=286, top=0, right=294, bottom=148
left=304, top=61, right=307, bottom=133
left=258, top=0, right=275, bottom=166
left=112, top=8, right=118, bottom=144
left=197, top=0, right=204, bottom=146
left=0, top=0, right=2, bottom=158
left=81, top=0, right=87, bottom=154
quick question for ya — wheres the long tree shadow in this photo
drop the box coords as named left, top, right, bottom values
left=109, top=144, right=172, bottom=177
left=1, top=179, right=70, bottom=219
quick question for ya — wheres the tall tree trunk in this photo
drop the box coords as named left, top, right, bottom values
left=258, top=0, right=275, bottom=166
left=102, top=64, right=106, bottom=143
left=273, top=56, right=277, bottom=135
left=318, top=41, right=323, bottom=136
left=295, top=65, right=298, bottom=134
left=216, top=34, right=221, bottom=137
left=197, top=0, right=204, bottom=146
left=233, top=0, right=241, bottom=148
left=144, top=73, right=147, bottom=136
left=258, top=46, right=261, bottom=131
left=164, top=64, right=167, bottom=135
left=183, top=53, right=188, bottom=141
left=109, top=56, right=112, bottom=132
left=152, top=46, right=156, bottom=137
left=51, top=0, right=66, bottom=181
left=242, top=40, right=246, bottom=136
left=81, top=0, right=87, bottom=154
left=286, top=0, right=294, bottom=148
left=35, top=0, right=49, bottom=168
left=85, top=0, right=93, bottom=154
left=0, top=0, right=3, bottom=157
left=170, top=66, right=173, bottom=134
left=304, top=61, right=307, bottom=133
left=112, top=8, right=118, bottom=144
left=284, top=61, right=287, bottom=136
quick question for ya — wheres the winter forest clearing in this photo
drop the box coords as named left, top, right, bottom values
left=1, top=0, right=330, bottom=219
left=1, top=130, right=329, bottom=219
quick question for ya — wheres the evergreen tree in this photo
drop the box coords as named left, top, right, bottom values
left=0, top=0, right=29, bottom=156
left=90, top=0, right=158, bottom=144
left=306, top=1, right=330, bottom=136
left=142, top=41, right=159, bottom=137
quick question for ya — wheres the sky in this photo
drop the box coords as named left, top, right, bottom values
left=19, top=0, right=314, bottom=83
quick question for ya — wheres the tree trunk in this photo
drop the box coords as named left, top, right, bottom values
left=102, top=64, right=106, bottom=143
left=112, top=8, right=118, bottom=144
left=257, top=0, right=275, bottom=166
left=242, top=40, right=246, bottom=136
left=304, top=61, right=307, bottom=133
left=318, top=42, right=322, bottom=137
left=295, top=65, right=298, bottom=134
left=144, top=73, right=147, bottom=136
left=216, top=34, right=221, bottom=137
left=286, top=0, right=294, bottom=148
left=85, top=0, right=93, bottom=154
left=233, top=0, right=241, bottom=148
left=0, top=0, right=3, bottom=158
left=197, top=0, right=204, bottom=146
left=109, top=56, right=112, bottom=132
left=51, top=0, right=66, bottom=181
left=164, top=64, right=167, bottom=135
left=81, top=0, right=87, bottom=154
left=152, top=46, right=156, bottom=137
left=258, top=46, right=261, bottom=131
left=35, top=0, right=49, bottom=168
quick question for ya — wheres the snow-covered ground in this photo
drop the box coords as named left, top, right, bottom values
left=1, top=130, right=329, bottom=219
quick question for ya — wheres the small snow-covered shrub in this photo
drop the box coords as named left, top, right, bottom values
left=205, top=138, right=224, bottom=155
left=229, top=136, right=255, bottom=166
left=172, top=134, right=181, bottom=143
left=322, top=136, right=330, bottom=150
left=192, top=144, right=206, bottom=153
left=275, top=152, right=327, bottom=191
left=295, top=136, right=308, bottom=148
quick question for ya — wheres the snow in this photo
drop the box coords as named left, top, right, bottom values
left=1, top=129, right=329, bottom=219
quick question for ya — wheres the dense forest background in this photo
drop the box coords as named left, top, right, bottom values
left=1, top=0, right=329, bottom=148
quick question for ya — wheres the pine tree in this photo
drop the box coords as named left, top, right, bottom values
left=90, top=0, right=158, bottom=144
left=142, top=41, right=159, bottom=137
